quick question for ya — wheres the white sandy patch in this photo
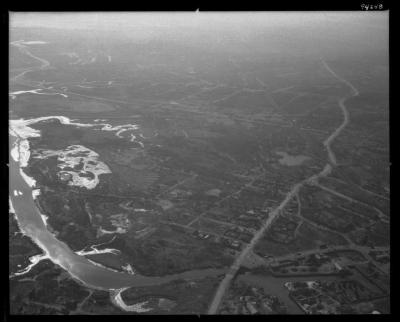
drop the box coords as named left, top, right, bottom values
left=100, top=123, right=140, bottom=138
left=9, top=120, right=41, bottom=139
left=33, top=144, right=111, bottom=190
left=116, top=128, right=126, bottom=138
left=33, top=91, right=67, bottom=98
left=19, top=41, right=48, bottom=45
left=85, top=258, right=121, bottom=273
left=40, top=214, right=49, bottom=226
left=18, top=140, right=31, bottom=167
left=32, top=189, right=41, bottom=199
left=9, top=89, right=42, bottom=99
left=11, top=253, right=49, bottom=278
left=99, top=227, right=127, bottom=235
left=11, top=40, right=47, bottom=46
left=9, top=197, right=15, bottom=214
left=20, top=169, right=36, bottom=187
left=112, top=288, right=152, bottom=313
left=10, top=116, right=140, bottom=142
left=129, top=134, right=144, bottom=148
left=10, top=141, right=20, bottom=162
left=121, top=264, right=135, bottom=275
left=76, top=246, right=121, bottom=256
left=13, top=190, right=23, bottom=196
left=29, top=190, right=43, bottom=227
left=9, top=89, right=68, bottom=99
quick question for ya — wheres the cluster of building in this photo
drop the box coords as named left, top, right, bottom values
left=192, top=230, right=211, bottom=240
left=266, top=216, right=299, bottom=244
left=220, top=284, right=287, bottom=314
left=269, top=253, right=344, bottom=277
left=223, top=227, right=254, bottom=244
left=285, top=277, right=386, bottom=314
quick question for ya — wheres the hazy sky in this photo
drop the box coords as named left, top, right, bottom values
left=10, top=12, right=388, bottom=60
left=10, top=11, right=388, bottom=31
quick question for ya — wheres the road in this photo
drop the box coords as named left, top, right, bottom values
left=186, top=170, right=266, bottom=227
left=314, top=182, right=389, bottom=223
left=207, top=58, right=359, bottom=314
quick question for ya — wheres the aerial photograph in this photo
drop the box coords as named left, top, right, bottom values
left=9, top=11, right=389, bottom=315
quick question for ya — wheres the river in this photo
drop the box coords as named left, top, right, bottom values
left=9, top=133, right=226, bottom=290
left=9, top=40, right=227, bottom=294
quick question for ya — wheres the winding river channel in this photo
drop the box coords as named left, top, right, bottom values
left=9, top=131, right=227, bottom=290
left=9, top=40, right=226, bottom=299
